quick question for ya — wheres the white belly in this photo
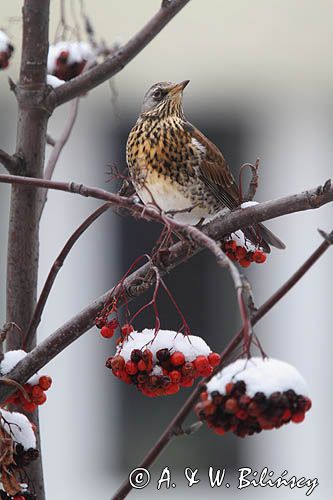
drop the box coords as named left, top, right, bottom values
left=135, top=176, right=217, bottom=225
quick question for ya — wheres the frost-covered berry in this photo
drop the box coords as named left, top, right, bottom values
left=0, top=350, right=52, bottom=411
left=0, top=30, right=14, bottom=70
left=47, top=41, right=95, bottom=81
left=106, top=329, right=219, bottom=397
left=222, top=230, right=268, bottom=268
left=195, top=357, right=311, bottom=437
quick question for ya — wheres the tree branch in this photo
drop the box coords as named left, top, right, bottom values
left=39, top=97, right=80, bottom=219
left=0, top=149, right=25, bottom=175
left=46, top=0, right=191, bottom=108
left=24, top=202, right=110, bottom=348
left=0, top=175, right=332, bottom=238
left=112, top=229, right=333, bottom=499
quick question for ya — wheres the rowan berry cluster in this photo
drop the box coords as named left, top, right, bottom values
left=0, top=351, right=52, bottom=413
left=195, top=358, right=311, bottom=437
left=106, top=329, right=221, bottom=397
left=0, top=492, right=36, bottom=500
left=222, top=238, right=266, bottom=268
left=47, top=41, right=94, bottom=81
left=4, top=375, right=52, bottom=413
left=0, top=31, right=14, bottom=70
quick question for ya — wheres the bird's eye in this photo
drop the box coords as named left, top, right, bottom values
left=153, top=89, right=163, bottom=100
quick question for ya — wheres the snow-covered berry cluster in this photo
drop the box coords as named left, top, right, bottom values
left=0, top=410, right=38, bottom=499
left=106, top=329, right=221, bottom=397
left=195, top=357, right=311, bottom=437
left=0, top=31, right=14, bottom=70
left=222, top=230, right=267, bottom=268
left=47, top=41, right=94, bottom=81
left=1, top=351, right=52, bottom=413
left=0, top=493, right=36, bottom=500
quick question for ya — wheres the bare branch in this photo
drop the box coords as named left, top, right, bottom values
left=24, top=202, right=110, bottom=347
left=0, top=149, right=24, bottom=175
left=39, top=98, right=80, bottom=218
left=47, top=0, right=191, bottom=108
left=44, top=98, right=80, bottom=181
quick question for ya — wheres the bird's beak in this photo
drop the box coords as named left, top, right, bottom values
left=168, top=80, right=190, bottom=95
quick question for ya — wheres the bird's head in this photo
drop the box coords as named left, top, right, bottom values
left=140, top=80, right=190, bottom=119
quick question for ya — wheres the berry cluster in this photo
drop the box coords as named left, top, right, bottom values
left=14, top=444, right=39, bottom=468
left=106, top=329, right=220, bottom=397
left=222, top=239, right=266, bottom=268
left=195, top=358, right=311, bottom=437
left=4, top=375, right=52, bottom=413
left=0, top=31, right=14, bottom=70
left=48, top=41, right=94, bottom=81
left=96, top=318, right=133, bottom=340
left=0, top=492, right=36, bottom=500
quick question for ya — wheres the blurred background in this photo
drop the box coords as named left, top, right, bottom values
left=0, top=1, right=332, bottom=499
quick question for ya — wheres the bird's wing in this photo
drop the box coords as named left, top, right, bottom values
left=184, top=121, right=240, bottom=210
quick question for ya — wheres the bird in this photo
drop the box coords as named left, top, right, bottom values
left=126, top=80, right=285, bottom=253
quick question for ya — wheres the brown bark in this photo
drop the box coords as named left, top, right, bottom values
left=6, top=1, right=50, bottom=498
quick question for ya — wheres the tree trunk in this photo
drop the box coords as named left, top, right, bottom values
left=6, top=1, right=51, bottom=498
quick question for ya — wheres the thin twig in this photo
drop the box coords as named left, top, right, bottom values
left=24, top=202, right=110, bottom=347
left=39, top=97, right=80, bottom=218
left=47, top=0, right=192, bottom=108
left=44, top=98, right=80, bottom=181
left=111, top=229, right=333, bottom=499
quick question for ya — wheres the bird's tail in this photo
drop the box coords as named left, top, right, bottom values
left=244, top=223, right=286, bottom=254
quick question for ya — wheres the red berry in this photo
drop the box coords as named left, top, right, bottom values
left=39, top=375, right=52, bottom=391
left=125, top=360, right=137, bottom=375
left=181, top=362, right=195, bottom=377
left=235, top=246, right=247, bottom=260
left=226, top=251, right=237, bottom=261
left=169, top=370, right=181, bottom=383
left=164, top=383, right=180, bottom=395
left=121, top=324, right=134, bottom=336
left=194, top=355, right=209, bottom=372
left=239, top=395, right=251, bottom=407
left=225, top=240, right=237, bottom=251
left=213, top=427, right=225, bottom=436
left=199, top=366, right=213, bottom=377
left=108, top=318, right=119, bottom=329
left=291, top=412, right=305, bottom=423
left=239, top=258, right=251, bottom=268
left=253, top=250, right=267, bottom=263
left=304, top=397, right=312, bottom=411
left=110, top=355, right=125, bottom=371
left=236, top=409, right=248, bottom=420
left=200, top=391, right=208, bottom=401
left=137, top=359, right=148, bottom=372
left=170, top=351, right=185, bottom=367
left=22, top=401, right=37, bottom=413
left=208, top=352, right=221, bottom=367
left=31, top=385, right=43, bottom=401
left=100, top=326, right=114, bottom=338
left=180, top=376, right=194, bottom=387
left=225, top=398, right=238, bottom=413
left=225, top=382, right=234, bottom=395
left=282, top=409, right=291, bottom=421
left=248, top=401, right=260, bottom=417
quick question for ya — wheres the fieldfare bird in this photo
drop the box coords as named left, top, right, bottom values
left=126, top=80, right=285, bottom=252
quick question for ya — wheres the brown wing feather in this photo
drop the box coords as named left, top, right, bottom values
left=186, top=123, right=240, bottom=209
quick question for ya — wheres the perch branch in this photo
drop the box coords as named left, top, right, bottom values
left=0, top=149, right=24, bottom=175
